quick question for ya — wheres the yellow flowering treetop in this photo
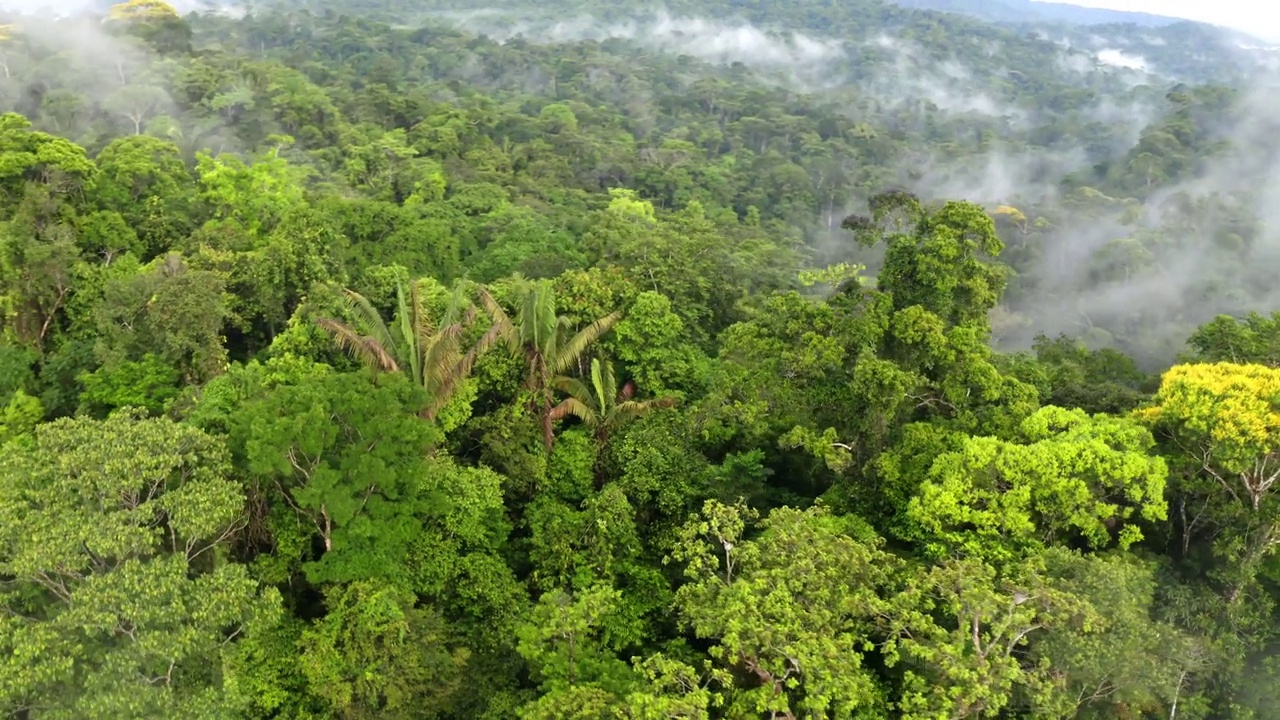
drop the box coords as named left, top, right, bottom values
left=1138, top=362, right=1280, bottom=511
left=106, top=0, right=180, bottom=22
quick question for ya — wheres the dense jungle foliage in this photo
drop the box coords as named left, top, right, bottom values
left=4, top=0, right=1280, bottom=717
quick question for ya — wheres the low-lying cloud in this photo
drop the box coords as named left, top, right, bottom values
left=1097, top=48, right=1149, bottom=71
left=437, top=10, right=845, bottom=73
left=0, top=4, right=245, bottom=156
left=989, top=80, right=1280, bottom=365
left=0, top=0, right=236, bottom=17
left=8, top=0, right=1266, bottom=368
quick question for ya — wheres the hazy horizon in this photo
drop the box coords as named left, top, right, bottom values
left=1033, top=0, right=1280, bottom=40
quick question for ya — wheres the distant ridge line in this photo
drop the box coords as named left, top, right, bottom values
left=891, top=0, right=1185, bottom=28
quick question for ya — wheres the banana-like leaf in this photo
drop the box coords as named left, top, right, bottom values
left=551, top=311, right=621, bottom=375
left=549, top=397, right=595, bottom=424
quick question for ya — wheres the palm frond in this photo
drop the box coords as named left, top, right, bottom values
left=454, top=324, right=498, bottom=388
left=458, top=304, right=478, bottom=328
left=440, top=280, right=471, bottom=328
left=446, top=304, right=502, bottom=393
left=551, top=375, right=595, bottom=406
left=422, top=284, right=497, bottom=416
left=618, top=379, right=636, bottom=402
left=476, top=287, right=518, bottom=353
left=340, top=288, right=397, bottom=354
left=471, top=316, right=508, bottom=357
left=409, top=279, right=450, bottom=384
left=475, top=287, right=509, bottom=324
left=409, top=278, right=437, bottom=339
left=549, top=397, right=595, bottom=425
left=519, top=281, right=559, bottom=359
left=601, top=359, right=623, bottom=408
left=421, top=322, right=466, bottom=393
left=550, top=311, right=622, bottom=375
left=315, top=318, right=400, bottom=372
left=423, top=362, right=466, bottom=420
left=589, top=358, right=612, bottom=414
left=396, top=280, right=423, bottom=388
left=612, top=397, right=677, bottom=426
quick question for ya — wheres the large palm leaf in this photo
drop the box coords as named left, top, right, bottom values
left=548, top=396, right=596, bottom=425
left=476, top=286, right=520, bottom=352
left=479, top=280, right=619, bottom=377
left=550, top=311, right=622, bottom=376
left=414, top=282, right=467, bottom=394
left=314, top=288, right=401, bottom=372
left=517, top=281, right=560, bottom=365
left=611, top=397, right=676, bottom=429
left=398, top=279, right=425, bottom=385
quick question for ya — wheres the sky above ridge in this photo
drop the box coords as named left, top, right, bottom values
left=1037, top=0, right=1280, bottom=40
left=1, top=0, right=1278, bottom=41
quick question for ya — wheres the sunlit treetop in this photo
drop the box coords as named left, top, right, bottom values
left=1137, top=362, right=1280, bottom=456
left=1138, top=362, right=1280, bottom=512
left=106, top=0, right=180, bottom=22
left=0, top=24, right=16, bottom=41
left=604, top=187, right=655, bottom=221
left=992, top=205, right=1027, bottom=223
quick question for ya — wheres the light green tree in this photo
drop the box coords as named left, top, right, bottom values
left=298, top=580, right=469, bottom=719
left=516, top=584, right=635, bottom=695
left=235, top=371, right=441, bottom=584
left=618, top=654, right=727, bottom=719
left=0, top=411, right=279, bottom=718
left=906, top=406, right=1168, bottom=563
left=883, top=554, right=1098, bottom=719
left=670, top=501, right=894, bottom=718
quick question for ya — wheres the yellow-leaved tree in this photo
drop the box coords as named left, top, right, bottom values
left=1139, top=362, right=1280, bottom=603
left=1139, top=362, right=1280, bottom=512
left=106, top=0, right=180, bottom=22
left=105, top=0, right=191, bottom=54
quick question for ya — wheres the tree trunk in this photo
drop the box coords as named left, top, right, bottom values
left=540, top=393, right=555, bottom=453
left=592, top=432, right=609, bottom=490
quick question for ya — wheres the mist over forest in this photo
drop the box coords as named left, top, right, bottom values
left=407, top=0, right=1280, bottom=366
left=5, top=0, right=1280, bottom=718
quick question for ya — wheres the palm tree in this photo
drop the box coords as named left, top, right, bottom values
left=550, top=356, right=677, bottom=448
left=477, top=279, right=620, bottom=451
left=316, top=277, right=494, bottom=420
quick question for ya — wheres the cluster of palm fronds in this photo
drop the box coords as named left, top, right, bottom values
left=316, top=277, right=676, bottom=449
left=315, top=279, right=493, bottom=421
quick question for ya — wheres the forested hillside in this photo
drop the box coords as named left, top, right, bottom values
left=4, top=0, right=1280, bottom=717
